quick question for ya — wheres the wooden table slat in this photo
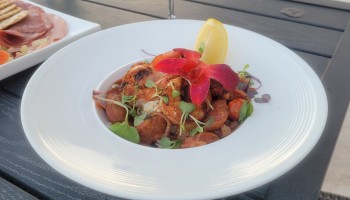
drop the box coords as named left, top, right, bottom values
left=0, top=177, right=38, bottom=200
left=85, top=0, right=342, bottom=57
left=265, top=20, right=350, bottom=200
left=187, top=0, right=350, bottom=31
left=292, top=0, right=350, bottom=11
left=32, top=0, right=158, bottom=29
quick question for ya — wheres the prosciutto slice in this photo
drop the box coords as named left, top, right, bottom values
left=44, top=13, right=67, bottom=43
left=0, top=0, right=67, bottom=48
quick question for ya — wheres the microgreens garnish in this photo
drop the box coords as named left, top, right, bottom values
left=238, top=64, right=250, bottom=79
left=121, top=93, right=137, bottom=117
left=204, top=117, right=214, bottom=128
left=238, top=64, right=262, bottom=91
left=169, top=81, right=180, bottom=97
left=134, top=112, right=147, bottom=126
left=156, top=136, right=182, bottom=149
left=179, top=101, right=195, bottom=135
left=121, top=94, right=136, bottom=104
left=189, top=115, right=214, bottom=136
left=145, top=79, right=169, bottom=103
left=198, top=41, right=206, bottom=54
left=178, top=101, right=212, bottom=136
left=93, top=95, right=140, bottom=143
left=239, top=100, right=254, bottom=123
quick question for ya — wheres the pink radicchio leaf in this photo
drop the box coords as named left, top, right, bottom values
left=173, top=48, right=201, bottom=73
left=189, top=76, right=210, bottom=106
left=199, top=62, right=239, bottom=91
left=173, top=48, right=201, bottom=63
left=153, top=58, right=187, bottom=75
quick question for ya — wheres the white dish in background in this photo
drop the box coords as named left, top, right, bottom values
left=21, top=20, right=328, bottom=200
left=0, top=0, right=101, bottom=80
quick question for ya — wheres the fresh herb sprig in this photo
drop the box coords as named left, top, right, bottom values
left=179, top=101, right=195, bottom=135
left=121, top=93, right=137, bottom=117
left=145, top=79, right=169, bottom=103
left=238, top=64, right=250, bottom=79
left=198, top=41, right=206, bottom=54
left=239, top=100, right=254, bottom=122
left=133, top=112, right=147, bottom=126
left=189, top=116, right=214, bottom=136
left=93, top=95, right=140, bottom=143
left=179, top=101, right=213, bottom=136
left=156, top=136, right=182, bottom=149
left=168, top=81, right=180, bottom=97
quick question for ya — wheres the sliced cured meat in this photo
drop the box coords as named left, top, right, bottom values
left=43, top=13, right=67, bottom=43
left=9, top=9, right=52, bottom=33
left=0, top=29, right=44, bottom=47
left=10, top=0, right=45, bottom=13
left=0, top=0, right=67, bottom=48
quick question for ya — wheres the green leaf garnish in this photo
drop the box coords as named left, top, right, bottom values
left=129, top=108, right=137, bottom=117
left=179, top=101, right=195, bottom=114
left=172, top=90, right=180, bottom=97
left=145, top=79, right=155, bottom=88
left=238, top=64, right=250, bottom=79
left=110, top=122, right=140, bottom=144
left=179, top=101, right=209, bottom=136
left=156, top=136, right=181, bottom=149
left=146, top=79, right=168, bottom=104
left=198, top=41, right=206, bottom=54
left=169, top=81, right=180, bottom=98
left=121, top=94, right=136, bottom=104
left=239, top=100, right=254, bottom=122
left=190, top=126, right=203, bottom=136
left=93, top=95, right=140, bottom=144
left=204, top=117, right=214, bottom=128
left=247, top=101, right=254, bottom=116
left=134, top=112, right=147, bottom=126
left=178, top=101, right=196, bottom=135
left=243, top=64, right=250, bottom=71
left=161, top=96, right=169, bottom=104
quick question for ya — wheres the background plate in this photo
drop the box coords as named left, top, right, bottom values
left=0, top=0, right=101, bottom=80
left=21, top=20, right=328, bottom=200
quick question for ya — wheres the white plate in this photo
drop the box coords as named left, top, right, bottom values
left=21, top=20, right=328, bottom=200
left=0, top=0, right=101, bottom=80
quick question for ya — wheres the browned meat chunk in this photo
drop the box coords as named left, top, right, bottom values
left=137, top=115, right=168, bottom=145
left=181, top=132, right=219, bottom=148
left=204, top=99, right=229, bottom=131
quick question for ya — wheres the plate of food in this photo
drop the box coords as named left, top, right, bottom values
left=21, top=19, right=328, bottom=200
left=0, top=0, right=100, bottom=80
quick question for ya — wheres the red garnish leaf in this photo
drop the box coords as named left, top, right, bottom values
left=199, top=62, right=239, bottom=91
left=151, top=50, right=182, bottom=66
left=174, top=48, right=201, bottom=73
left=153, top=58, right=187, bottom=74
left=174, top=48, right=201, bottom=63
left=189, top=76, right=210, bottom=105
left=152, top=48, right=239, bottom=105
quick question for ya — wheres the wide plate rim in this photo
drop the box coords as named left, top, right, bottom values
left=21, top=19, right=328, bottom=200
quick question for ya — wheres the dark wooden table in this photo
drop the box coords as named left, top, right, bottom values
left=1, top=0, right=350, bottom=199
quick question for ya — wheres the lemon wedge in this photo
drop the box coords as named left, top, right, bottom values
left=194, top=18, right=228, bottom=64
